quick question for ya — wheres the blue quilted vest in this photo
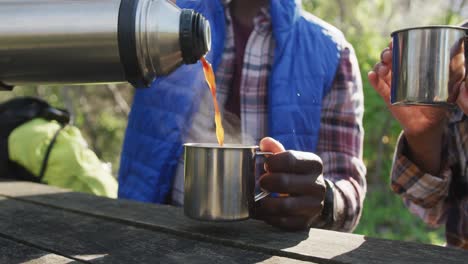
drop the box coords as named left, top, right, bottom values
left=118, top=0, right=344, bottom=203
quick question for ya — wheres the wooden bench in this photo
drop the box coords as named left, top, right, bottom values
left=0, top=180, right=466, bottom=263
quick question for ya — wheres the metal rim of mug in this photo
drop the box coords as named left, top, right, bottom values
left=391, top=25, right=468, bottom=36
left=184, top=143, right=259, bottom=149
left=391, top=101, right=457, bottom=107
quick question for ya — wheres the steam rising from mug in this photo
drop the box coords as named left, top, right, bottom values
left=0, top=0, right=211, bottom=89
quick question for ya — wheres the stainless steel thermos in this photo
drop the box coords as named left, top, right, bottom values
left=0, top=0, right=211, bottom=89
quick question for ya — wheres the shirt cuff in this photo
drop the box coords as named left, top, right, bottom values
left=390, top=132, right=451, bottom=208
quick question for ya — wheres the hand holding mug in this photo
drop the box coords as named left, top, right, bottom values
left=368, top=42, right=453, bottom=138
left=368, top=29, right=468, bottom=175
left=369, top=27, right=468, bottom=129
left=254, top=137, right=326, bottom=231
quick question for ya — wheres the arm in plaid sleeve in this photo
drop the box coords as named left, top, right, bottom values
left=317, top=45, right=367, bottom=232
left=390, top=132, right=451, bottom=227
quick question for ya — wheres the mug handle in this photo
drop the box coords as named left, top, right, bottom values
left=253, top=151, right=273, bottom=202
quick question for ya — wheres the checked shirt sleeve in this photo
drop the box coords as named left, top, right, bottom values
left=316, top=45, right=367, bottom=232
left=390, top=132, right=451, bottom=227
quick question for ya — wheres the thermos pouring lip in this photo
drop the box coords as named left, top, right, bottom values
left=179, top=9, right=211, bottom=64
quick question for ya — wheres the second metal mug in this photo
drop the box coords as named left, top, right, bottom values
left=391, top=26, right=468, bottom=106
left=183, top=143, right=270, bottom=221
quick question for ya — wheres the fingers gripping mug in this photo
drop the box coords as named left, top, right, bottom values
left=391, top=26, right=468, bottom=106
left=183, top=143, right=271, bottom=221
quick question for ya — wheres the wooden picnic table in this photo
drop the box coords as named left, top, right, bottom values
left=0, top=180, right=466, bottom=264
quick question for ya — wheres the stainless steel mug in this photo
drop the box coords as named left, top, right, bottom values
left=184, top=143, right=270, bottom=221
left=391, top=26, right=467, bottom=106
left=0, top=0, right=211, bottom=89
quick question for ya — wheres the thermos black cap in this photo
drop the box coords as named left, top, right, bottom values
left=179, top=9, right=211, bottom=64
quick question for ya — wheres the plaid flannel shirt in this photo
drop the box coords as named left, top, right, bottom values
left=172, top=1, right=366, bottom=232
left=391, top=110, right=467, bottom=249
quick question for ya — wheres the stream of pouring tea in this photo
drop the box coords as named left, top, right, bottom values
left=201, top=57, right=225, bottom=146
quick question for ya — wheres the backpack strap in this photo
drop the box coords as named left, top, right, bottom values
left=0, top=81, right=13, bottom=91
left=38, top=124, right=66, bottom=183
left=0, top=96, right=71, bottom=181
left=0, top=96, right=70, bottom=126
left=40, top=106, right=70, bottom=126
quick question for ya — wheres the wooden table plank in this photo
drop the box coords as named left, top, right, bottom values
left=0, top=195, right=311, bottom=264
left=0, top=236, right=78, bottom=264
left=1, top=181, right=467, bottom=264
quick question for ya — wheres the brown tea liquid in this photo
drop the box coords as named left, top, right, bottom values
left=201, top=57, right=225, bottom=146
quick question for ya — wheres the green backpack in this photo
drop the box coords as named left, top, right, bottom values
left=0, top=96, right=69, bottom=182
left=0, top=96, right=117, bottom=198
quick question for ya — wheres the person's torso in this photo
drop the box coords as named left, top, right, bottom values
left=171, top=2, right=274, bottom=205
left=118, top=0, right=345, bottom=204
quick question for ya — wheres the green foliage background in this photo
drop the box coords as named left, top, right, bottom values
left=2, top=0, right=466, bottom=247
